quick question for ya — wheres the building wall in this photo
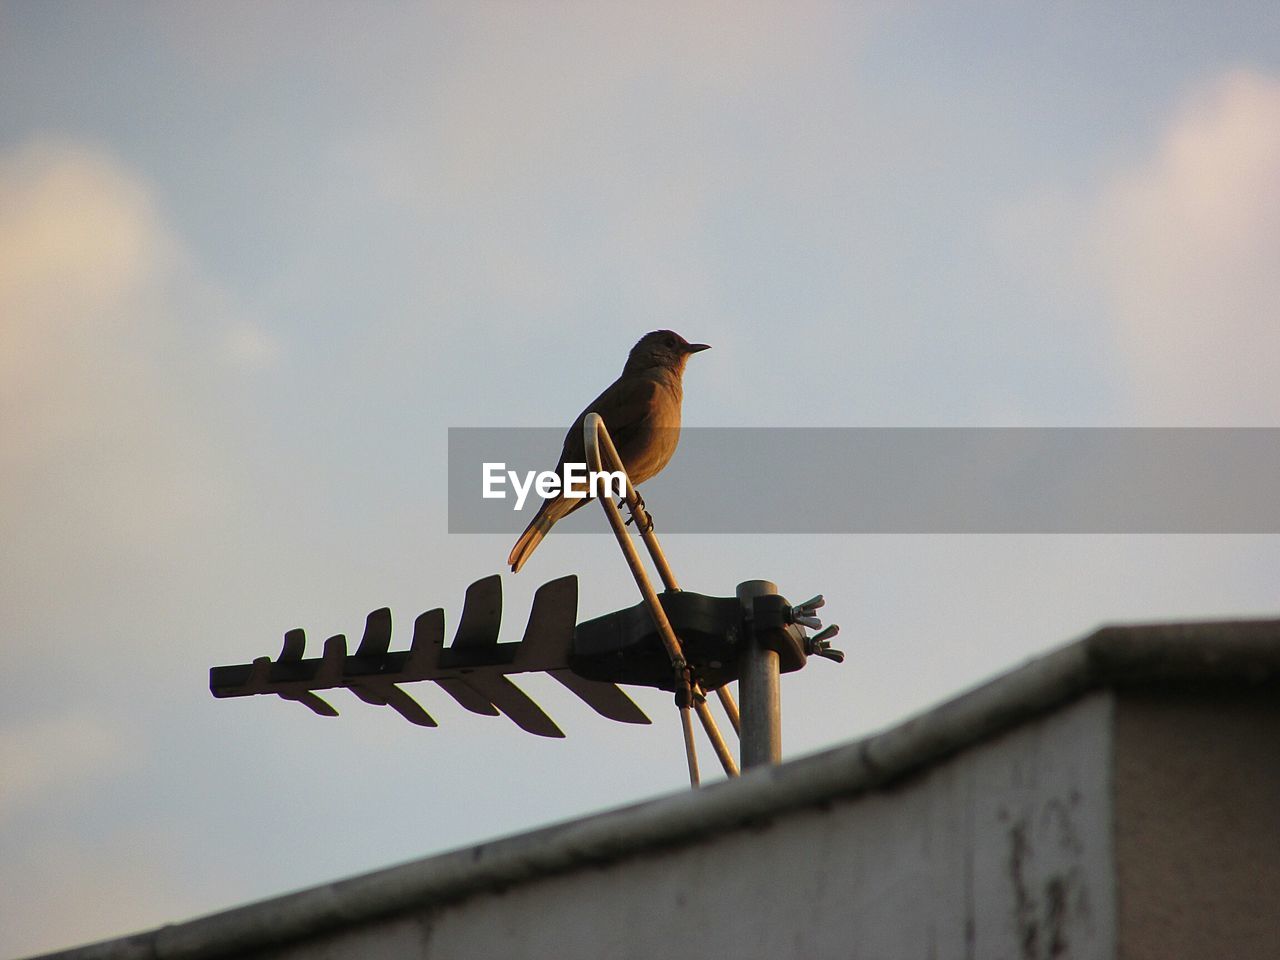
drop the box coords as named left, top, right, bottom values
left=1115, top=690, right=1280, bottom=960
left=259, top=693, right=1117, bottom=960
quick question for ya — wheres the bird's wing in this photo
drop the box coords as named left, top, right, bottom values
left=556, top=375, right=660, bottom=471
left=510, top=376, right=662, bottom=572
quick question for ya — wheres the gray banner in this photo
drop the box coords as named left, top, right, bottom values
left=448, top=428, right=1280, bottom=533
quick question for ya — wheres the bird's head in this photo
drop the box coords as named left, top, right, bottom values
left=624, top=330, right=711, bottom=374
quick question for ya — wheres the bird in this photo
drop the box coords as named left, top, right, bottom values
left=507, top=330, right=710, bottom=573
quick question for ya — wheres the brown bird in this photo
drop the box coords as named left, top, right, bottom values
left=507, top=330, right=710, bottom=573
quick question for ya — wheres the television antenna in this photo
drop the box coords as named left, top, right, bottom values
left=210, top=414, right=843, bottom=785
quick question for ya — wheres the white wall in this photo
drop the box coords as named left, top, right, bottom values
left=260, top=693, right=1116, bottom=960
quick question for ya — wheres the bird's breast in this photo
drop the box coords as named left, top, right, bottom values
left=621, top=380, right=683, bottom=484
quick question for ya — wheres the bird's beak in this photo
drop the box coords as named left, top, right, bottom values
left=685, top=343, right=711, bottom=354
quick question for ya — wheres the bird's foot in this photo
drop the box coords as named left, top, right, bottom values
left=625, top=497, right=655, bottom=534
left=622, top=493, right=652, bottom=533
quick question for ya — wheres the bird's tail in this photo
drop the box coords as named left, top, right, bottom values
left=508, top=495, right=586, bottom=573
left=508, top=512, right=554, bottom=573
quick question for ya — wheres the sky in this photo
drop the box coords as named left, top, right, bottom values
left=2, top=2, right=1279, bottom=955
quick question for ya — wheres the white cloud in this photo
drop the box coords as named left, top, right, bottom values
left=1093, top=70, right=1280, bottom=423
left=0, top=141, right=234, bottom=570
left=0, top=143, right=164, bottom=313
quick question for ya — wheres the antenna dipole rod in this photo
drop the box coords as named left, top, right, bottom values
left=584, top=412, right=740, bottom=785
left=695, top=696, right=739, bottom=776
left=583, top=415, right=687, bottom=677
left=680, top=706, right=700, bottom=786
left=715, top=686, right=741, bottom=735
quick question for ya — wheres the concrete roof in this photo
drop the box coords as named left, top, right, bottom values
left=27, top=617, right=1280, bottom=960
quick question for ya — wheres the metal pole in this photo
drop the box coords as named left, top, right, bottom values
left=737, top=580, right=781, bottom=769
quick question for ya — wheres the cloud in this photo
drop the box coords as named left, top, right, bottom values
left=0, top=141, right=249, bottom=582
left=1093, top=70, right=1280, bottom=423
left=0, top=142, right=167, bottom=483
left=0, top=143, right=164, bottom=314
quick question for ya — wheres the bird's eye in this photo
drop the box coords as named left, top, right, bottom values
left=665, top=336, right=677, bottom=348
